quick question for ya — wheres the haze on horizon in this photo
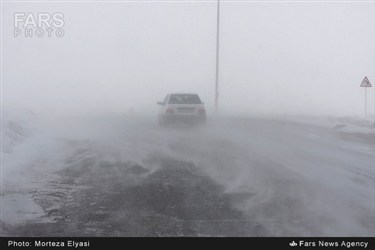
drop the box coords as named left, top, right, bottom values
left=2, top=1, right=375, bottom=117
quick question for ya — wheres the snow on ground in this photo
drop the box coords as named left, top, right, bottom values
left=284, top=114, right=375, bottom=134
left=1, top=112, right=374, bottom=236
left=1, top=194, right=45, bottom=226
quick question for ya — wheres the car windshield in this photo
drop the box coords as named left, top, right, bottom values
left=168, top=94, right=202, bottom=104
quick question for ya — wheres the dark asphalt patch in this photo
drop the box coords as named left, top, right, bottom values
left=5, top=155, right=262, bottom=236
left=60, top=157, right=258, bottom=236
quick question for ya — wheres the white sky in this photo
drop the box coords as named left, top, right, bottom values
left=2, top=1, right=375, bottom=116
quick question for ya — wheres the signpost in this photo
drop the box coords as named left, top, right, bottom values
left=360, top=76, right=372, bottom=117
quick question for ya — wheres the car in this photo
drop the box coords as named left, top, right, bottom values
left=157, top=93, right=206, bottom=126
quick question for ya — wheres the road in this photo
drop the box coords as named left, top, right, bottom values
left=1, top=115, right=375, bottom=236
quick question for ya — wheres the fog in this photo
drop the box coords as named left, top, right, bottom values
left=2, top=112, right=375, bottom=236
left=1, top=1, right=375, bottom=237
left=2, top=1, right=375, bottom=116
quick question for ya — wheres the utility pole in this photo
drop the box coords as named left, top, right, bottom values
left=215, top=0, right=220, bottom=113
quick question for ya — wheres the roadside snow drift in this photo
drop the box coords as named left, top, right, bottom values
left=1, top=113, right=375, bottom=236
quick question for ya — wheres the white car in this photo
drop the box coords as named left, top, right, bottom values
left=157, top=93, right=206, bottom=126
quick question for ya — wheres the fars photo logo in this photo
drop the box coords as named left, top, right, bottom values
left=14, top=12, right=65, bottom=38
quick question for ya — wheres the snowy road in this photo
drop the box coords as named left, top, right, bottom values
left=1, top=114, right=375, bottom=236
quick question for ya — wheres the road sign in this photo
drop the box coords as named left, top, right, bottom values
left=360, top=76, right=372, bottom=87
left=360, top=76, right=372, bottom=117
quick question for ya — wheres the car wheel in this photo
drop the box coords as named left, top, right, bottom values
left=159, top=116, right=167, bottom=127
left=200, top=116, right=206, bottom=125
